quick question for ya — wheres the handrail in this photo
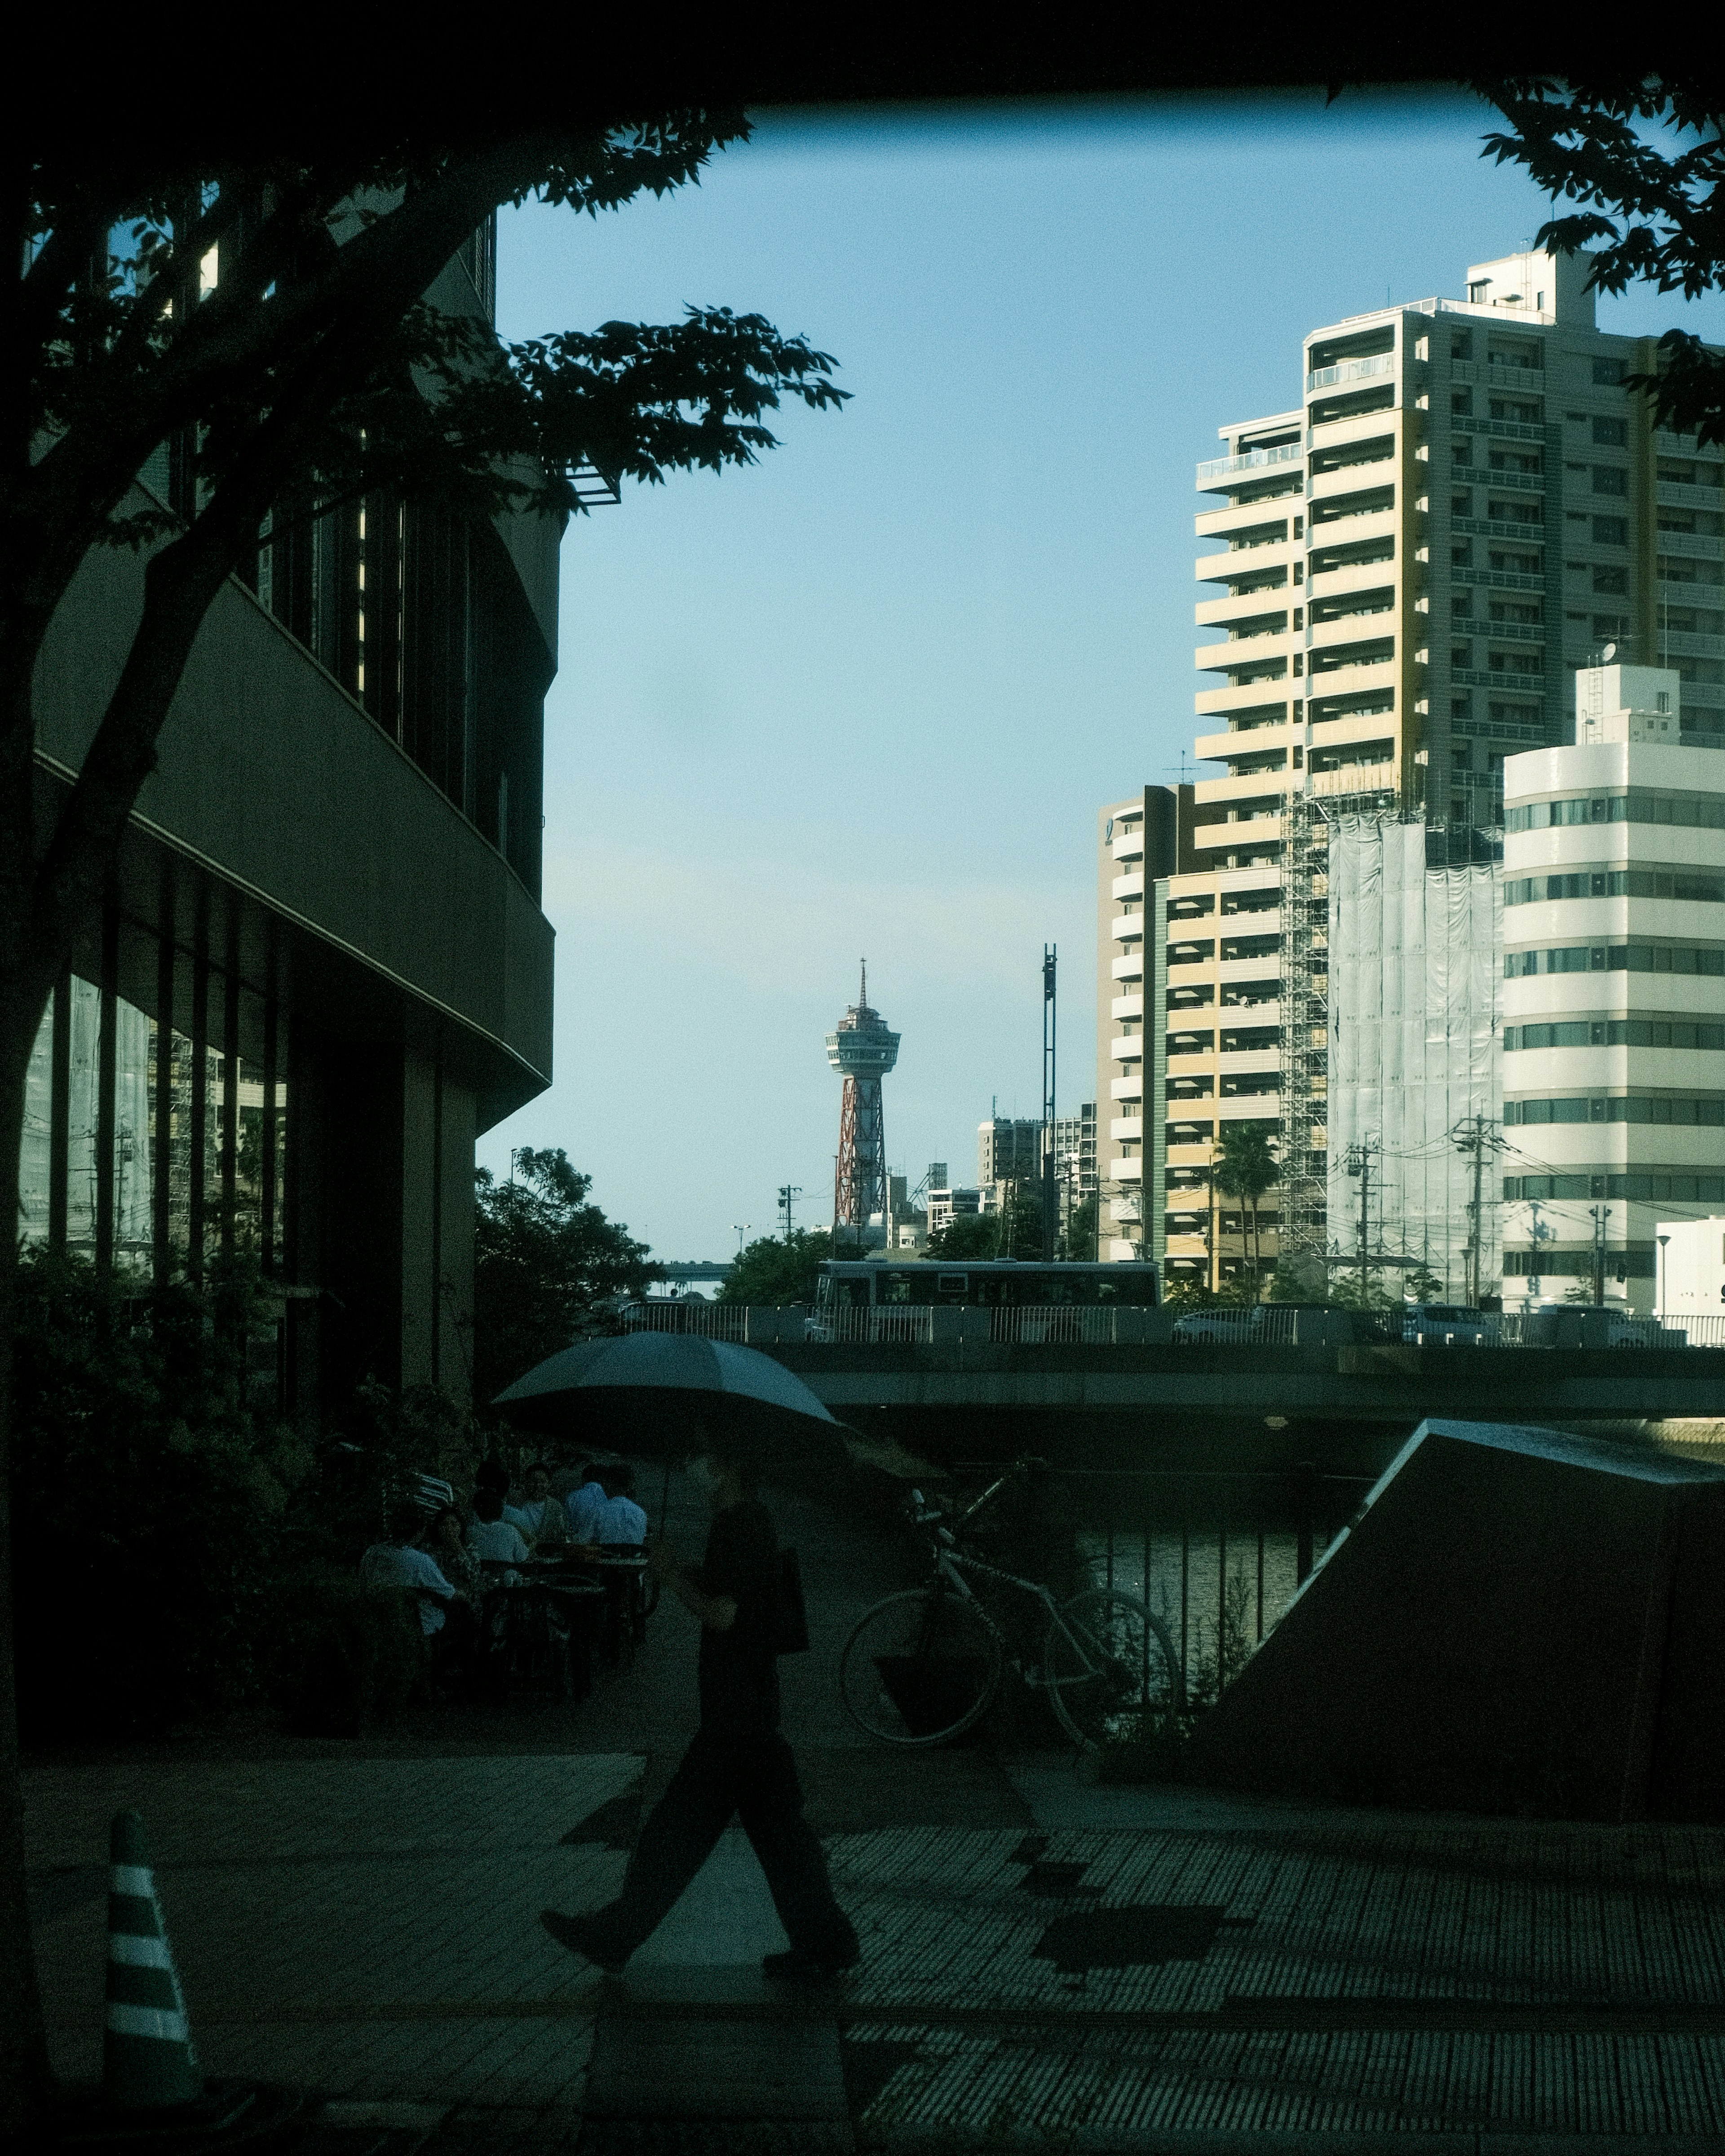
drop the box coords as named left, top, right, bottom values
left=1196, top=442, right=1304, bottom=484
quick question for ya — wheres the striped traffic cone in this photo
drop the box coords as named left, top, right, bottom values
left=103, top=1809, right=201, bottom=2111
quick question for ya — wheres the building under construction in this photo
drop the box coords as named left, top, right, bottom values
left=1325, top=815, right=1502, bottom=1302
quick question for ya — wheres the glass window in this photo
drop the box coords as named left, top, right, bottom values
left=19, top=995, right=55, bottom=1248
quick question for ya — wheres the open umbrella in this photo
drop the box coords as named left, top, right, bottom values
left=493, top=1331, right=848, bottom=1531
left=494, top=1331, right=841, bottom=1435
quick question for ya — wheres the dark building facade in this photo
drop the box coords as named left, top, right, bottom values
left=22, top=229, right=560, bottom=1412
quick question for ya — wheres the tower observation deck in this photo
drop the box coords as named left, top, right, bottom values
left=826, top=962, right=900, bottom=1231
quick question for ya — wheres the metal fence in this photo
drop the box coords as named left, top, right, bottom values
left=619, top=1300, right=1725, bottom=1351
left=972, top=1463, right=1374, bottom=1705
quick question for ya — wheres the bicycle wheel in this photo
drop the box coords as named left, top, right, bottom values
left=839, top=1586, right=1003, bottom=1747
left=1042, top=1589, right=1182, bottom=1750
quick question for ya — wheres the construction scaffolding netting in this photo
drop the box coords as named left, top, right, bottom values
left=1326, top=818, right=1501, bottom=1300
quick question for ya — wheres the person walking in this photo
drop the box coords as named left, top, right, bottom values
left=540, top=1436, right=858, bottom=1983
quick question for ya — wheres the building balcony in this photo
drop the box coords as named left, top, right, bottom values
left=1192, top=814, right=1283, bottom=853
left=1194, top=500, right=1300, bottom=543
left=1110, top=953, right=1144, bottom=982
left=1218, top=953, right=1282, bottom=986
left=1110, top=829, right=1144, bottom=862
left=1112, top=1157, right=1145, bottom=1184
left=1110, top=1073, right=1144, bottom=1101
left=1311, top=705, right=1403, bottom=748
left=1110, top=1035, right=1145, bottom=1062
left=1656, top=530, right=1725, bottom=564
left=1111, top=993, right=1143, bottom=1021
left=1305, top=352, right=1394, bottom=395
left=1308, top=460, right=1401, bottom=504
left=1195, top=590, right=1292, bottom=630
left=1306, top=555, right=1403, bottom=601
left=1194, top=684, right=1295, bottom=720
left=1111, top=870, right=1144, bottom=901
left=1311, top=758, right=1399, bottom=798
left=1195, top=541, right=1295, bottom=583
left=1111, top=911, right=1145, bottom=942
left=1304, top=660, right=1397, bottom=703
left=1196, top=639, right=1291, bottom=680
left=1110, top=1116, right=1145, bottom=1141
left=1196, top=441, right=1304, bottom=490
left=1217, top=1045, right=1280, bottom=1076
left=1662, top=630, right=1725, bottom=660
left=1108, top=1197, right=1144, bottom=1224
left=1193, top=723, right=1290, bottom=762
left=1192, top=770, right=1290, bottom=808
left=1659, top=481, right=1725, bottom=513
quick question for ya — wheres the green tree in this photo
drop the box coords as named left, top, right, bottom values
left=925, top=1212, right=1001, bottom=1261
left=717, top=1229, right=830, bottom=1307
left=2, top=126, right=844, bottom=2119
left=1062, top=1193, right=1100, bottom=1262
left=472, top=1150, right=659, bottom=1405
left=1473, top=76, right=1725, bottom=444
left=1214, top=1123, right=1277, bottom=1303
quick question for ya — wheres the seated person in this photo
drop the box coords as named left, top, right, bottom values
left=565, top=1459, right=610, bottom=1545
left=429, top=1504, right=483, bottom=1601
left=361, top=1510, right=474, bottom=1667
left=511, top=1461, right=573, bottom=1549
left=467, top=1487, right=531, bottom=1582
left=595, top=1462, right=648, bottom=1546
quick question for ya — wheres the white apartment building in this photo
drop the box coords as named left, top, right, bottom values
left=1095, top=243, right=1722, bottom=1294
left=1501, top=664, right=1725, bottom=1312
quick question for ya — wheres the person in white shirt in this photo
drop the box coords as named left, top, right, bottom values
left=361, top=1515, right=474, bottom=1675
left=511, top=1462, right=573, bottom=1549
left=566, top=1460, right=610, bottom=1545
left=596, top=1462, right=648, bottom=1546
left=467, top=1488, right=532, bottom=1580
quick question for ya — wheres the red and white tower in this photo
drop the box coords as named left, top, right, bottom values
left=826, top=962, right=900, bottom=1232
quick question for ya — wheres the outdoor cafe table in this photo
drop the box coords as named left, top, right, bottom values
left=478, top=1560, right=605, bottom=1700
left=592, top=1549, right=650, bottom=1661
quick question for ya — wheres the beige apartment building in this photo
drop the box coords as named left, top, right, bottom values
left=1096, top=244, right=1721, bottom=1291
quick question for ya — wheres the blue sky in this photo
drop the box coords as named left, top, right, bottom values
left=479, top=91, right=1725, bottom=1262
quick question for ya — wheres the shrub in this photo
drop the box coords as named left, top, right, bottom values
left=9, top=1247, right=310, bottom=1741
left=274, top=1567, right=425, bottom=1736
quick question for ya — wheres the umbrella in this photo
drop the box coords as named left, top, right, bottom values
left=492, top=1332, right=948, bottom=1506
left=494, top=1331, right=841, bottom=1433
left=493, top=1331, right=848, bottom=1533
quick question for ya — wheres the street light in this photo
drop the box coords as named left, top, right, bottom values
left=1657, top=1233, right=1672, bottom=1319
left=732, top=1223, right=752, bottom=1256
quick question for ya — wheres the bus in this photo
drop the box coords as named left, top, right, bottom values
left=811, top=1258, right=1159, bottom=1340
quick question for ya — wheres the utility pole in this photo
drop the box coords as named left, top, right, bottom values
left=1041, top=944, right=1057, bottom=1262
left=778, top=1184, right=802, bottom=1239
left=1590, top=1204, right=1608, bottom=1307
left=1345, top=1140, right=1375, bottom=1304
left=1451, top=1113, right=1493, bottom=1308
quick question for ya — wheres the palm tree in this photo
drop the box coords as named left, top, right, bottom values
left=1214, top=1124, right=1278, bottom=1302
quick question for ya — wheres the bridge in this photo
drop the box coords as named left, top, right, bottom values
left=650, top=1260, right=734, bottom=1286
left=762, top=1338, right=1725, bottom=1421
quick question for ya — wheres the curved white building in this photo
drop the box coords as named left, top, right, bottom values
left=1501, top=663, right=1725, bottom=1311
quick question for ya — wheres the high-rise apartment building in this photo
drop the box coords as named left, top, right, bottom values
left=978, top=1116, right=1043, bottom=1187
left=1101, top=243, right=1720, bottom=1293
left=1500, top=663, right=1725, bottom=1313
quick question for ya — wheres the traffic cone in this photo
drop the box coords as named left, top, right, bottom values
left=103, top=1809, right=201, bottom=2111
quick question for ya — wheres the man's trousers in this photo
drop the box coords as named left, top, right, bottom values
left=582, top=1725, right=858, bottom=1965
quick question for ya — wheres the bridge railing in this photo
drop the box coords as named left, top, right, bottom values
left=618, top=1300, right=1725, bottom=1350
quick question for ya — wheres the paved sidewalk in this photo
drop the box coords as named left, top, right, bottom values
left=30, top=1748, right=1725, bottom=2145
left=29, top=1468, right=1725, bottom=2145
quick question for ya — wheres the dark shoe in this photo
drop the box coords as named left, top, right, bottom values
left=541, top=1908, right=629, bottom=1974
left=762, top=1946, right=859, bottom=1983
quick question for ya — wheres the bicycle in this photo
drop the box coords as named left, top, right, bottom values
left=837, top=1460, right=1183, bottom=1750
